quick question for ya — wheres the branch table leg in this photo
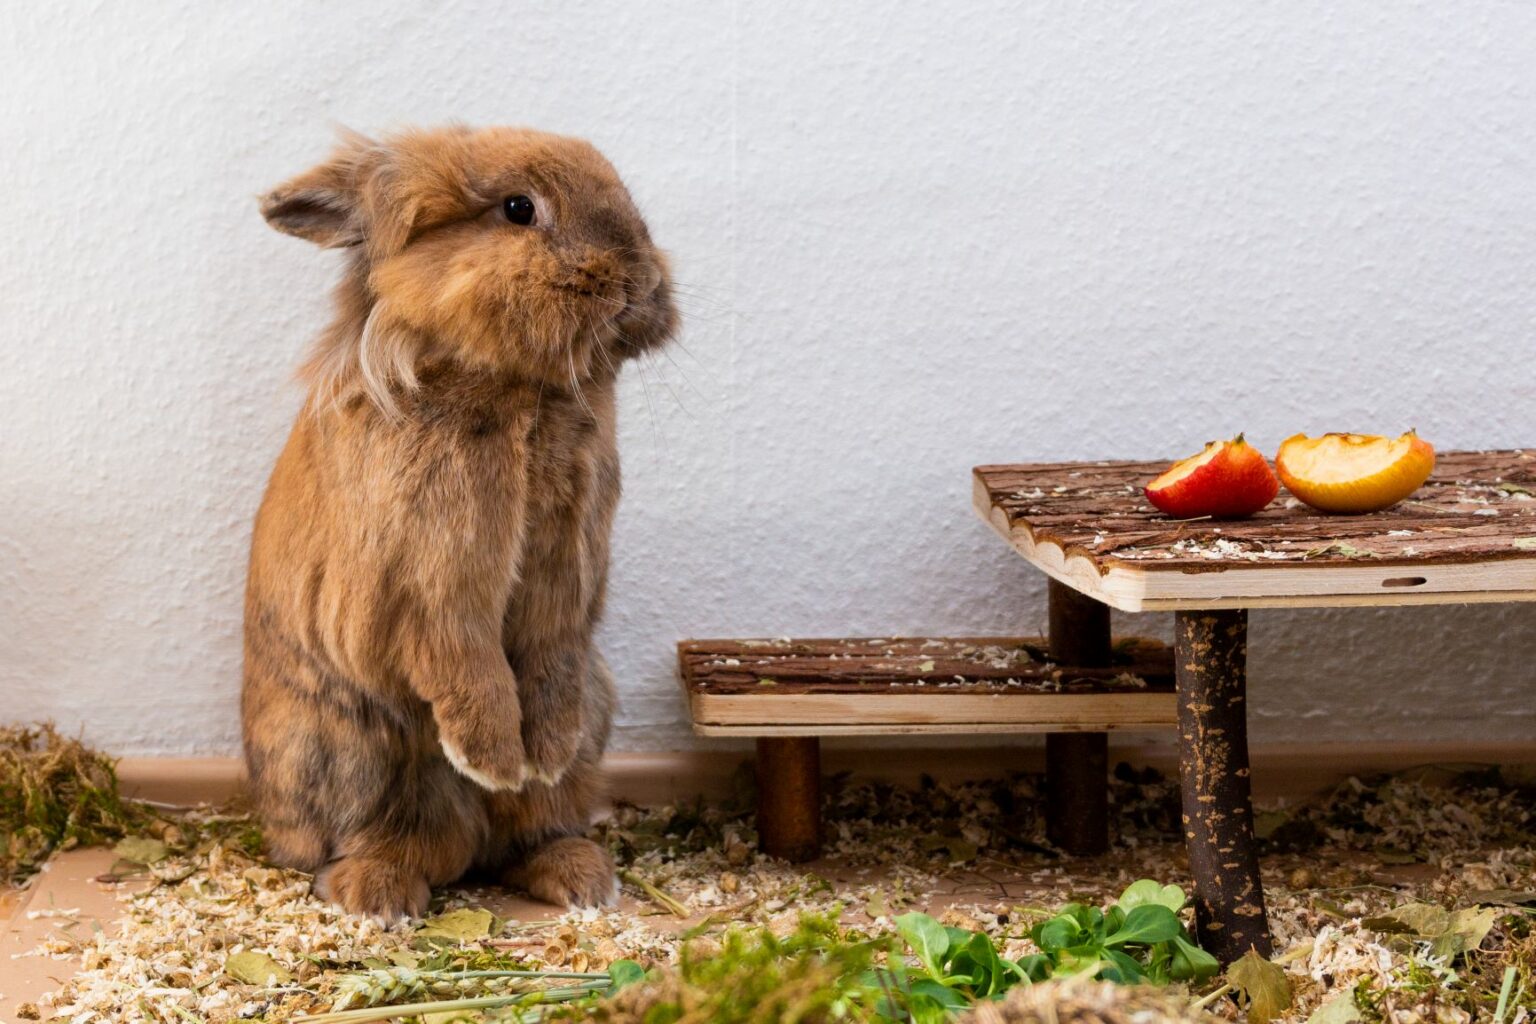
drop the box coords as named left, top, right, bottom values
left=756, top=737, right=821, bottom=862
left=1046, top=580, right=1111, bottom=855
left=1174, top=609, right=1272, bottom=961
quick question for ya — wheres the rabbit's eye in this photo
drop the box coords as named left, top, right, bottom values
left=502, top=195, right=537, bottom=226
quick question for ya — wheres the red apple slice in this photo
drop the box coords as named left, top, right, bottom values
left=1145, top=436, right=1280, bottom=519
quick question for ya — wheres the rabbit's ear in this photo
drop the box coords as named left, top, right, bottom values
left=260, top=132, right=379, bottom=247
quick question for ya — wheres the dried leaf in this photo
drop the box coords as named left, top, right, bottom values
left=1228, top=949, right=1293, bottom=1024
left=1373, top=847, right=1421, bottom=865
left=416, top=907, right=497, bottom=943
left=149, top=860, right=197, bottom=883
left=1253, top=810, right=1290, bottom=841
left=918, top=660, right=936, bottom=673
left=1430, top=906, right=1501, bottom=960
left=919, top=834, right=977, bottom=863
left=1307, top=992, right=1363, bottom=1024
left=1468, top=888, right=1536, bottom=906
left=1360, top=915, right=1414, bottom=934
left=224, top=950, right=293, bottom=985
left=1303, top=542, right=1379, bottom=560
left=112, top=836, right=168, bottom=865
left=1372, top=902, right=1451, bottom=937
left=423, top=1012, right=480, bottom=1024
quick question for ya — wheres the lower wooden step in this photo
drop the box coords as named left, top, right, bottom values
left=678, top=635, right=1176, bottom=736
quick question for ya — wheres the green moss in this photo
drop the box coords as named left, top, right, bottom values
left=0, top=722, right=150, bottom=884
left=572, top=913, right=889, bottom=1024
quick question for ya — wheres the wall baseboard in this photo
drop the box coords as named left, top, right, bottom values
left=119, top=741, right=1536, bottom=809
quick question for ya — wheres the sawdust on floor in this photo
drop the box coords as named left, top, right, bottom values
left=4, top=765, right=1533, bottom=1023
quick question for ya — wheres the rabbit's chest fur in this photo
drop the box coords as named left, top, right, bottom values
left=398, top=369, right=620, bottom=656
left=496, top=383, right=620, bottom=657
left=247, top=368, right=618, bottom=692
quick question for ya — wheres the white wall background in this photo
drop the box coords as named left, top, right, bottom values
left=3, top=2, right=1534, bottom=757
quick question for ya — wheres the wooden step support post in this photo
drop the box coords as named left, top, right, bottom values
left=1045, top=579, right=1111, bottom=855
left=755, top=736, right=821, bottom=862
left=1174, top=609, right=1272, bottom=962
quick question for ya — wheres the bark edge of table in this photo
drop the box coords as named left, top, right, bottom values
left=972, top=469, right=1536, bottom=612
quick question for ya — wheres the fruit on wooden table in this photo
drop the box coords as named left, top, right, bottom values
left=1275, top=431, right=1435, bottom=513
left=1144, top=436, right=1280, bottom=518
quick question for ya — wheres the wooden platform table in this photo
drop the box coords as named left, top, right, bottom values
left=973, top=449, right=1536, bottom=962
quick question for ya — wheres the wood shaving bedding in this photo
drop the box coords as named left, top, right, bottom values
left=20, top=767, right=1536, bottom=1023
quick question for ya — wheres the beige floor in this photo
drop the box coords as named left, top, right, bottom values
left=2, top=850, right=149, bottom=1020
left=0, top=841, right=1131, bottom=1020
left=5, top=742, right=1533, bottom=1021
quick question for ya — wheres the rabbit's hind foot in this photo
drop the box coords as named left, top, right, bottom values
left=505, top=836, right=617, bottom=910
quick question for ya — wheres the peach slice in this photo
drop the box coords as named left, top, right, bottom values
left=1145, top=436, right=1280, bottom=519
left=1275, top=432, right=1435, bottom=513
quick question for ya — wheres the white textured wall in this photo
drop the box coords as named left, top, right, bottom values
left=4, top=2, right=1534, bottom=757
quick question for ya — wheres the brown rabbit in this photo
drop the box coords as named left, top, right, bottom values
left=241, top=125, right=676, bottom=920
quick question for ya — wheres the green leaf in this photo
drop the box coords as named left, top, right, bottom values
left=907, top=989, right=965, bottom=1024
left=1053, top=946, right=1110, bottom=977
left=944, top=925, right=977, bottom=956
left=908, top=979, right=971, bottom=1010
left=1168, top=936, right=1221, bottom=982
left=224, top=950, right=293, bottom=986
left=1011, top=954, right=1053, bottom=983
left=1307, top=993, right=1363, bottom=1024
left=1033, top=914, right=1083, bottom=953
left=896, top=913, right=951, bottom=976
left=1100, top=948, right=1148, bottom=983
left=416, top=907, right=497, bottom=943
left=955, top=932, right=1007, bottom=996
left=1069, top=904, right=1105, bottom=935
left=1117, top=880, right=1187, bottom=914
left=1512, top=537, right=1536, bottom=551
left=1103, top=905, right=1126, bottom=934
left=112, top=836, right=168, bottom=865
left=606, top=959, right=646, bottom=994
left=1104, top=905, right=1183, bottom=947
left=1228, top=949, right=1293, bottom=1024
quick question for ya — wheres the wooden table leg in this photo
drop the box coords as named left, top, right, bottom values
left=1174, top=609, right=1272, bottom=962
left=756, top=737, right=821, bottom=862
left=1046, top=580, right=1111, bottom=855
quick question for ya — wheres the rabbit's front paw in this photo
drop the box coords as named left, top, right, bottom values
left=440, top=720, right=529, bottom=792
left=523, top=724, right=582, bottom=786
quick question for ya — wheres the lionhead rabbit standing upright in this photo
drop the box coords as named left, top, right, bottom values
left=242, top=125, right=676, bottom=920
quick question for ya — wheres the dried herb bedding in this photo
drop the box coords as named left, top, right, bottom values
left=13, top=761, right=1536, bottom=1023
left=0, top=724, right=150, bottom=886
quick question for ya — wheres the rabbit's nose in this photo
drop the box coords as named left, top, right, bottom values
left=633, top=261, right=662, bottom=298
